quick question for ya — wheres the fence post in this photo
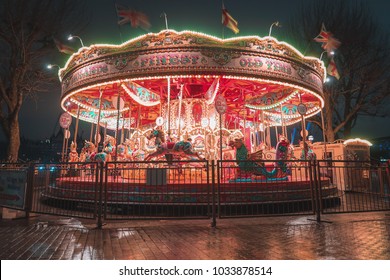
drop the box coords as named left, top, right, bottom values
left=313, top=160, right=321, bottom=222
left=211, top=160, right=216, bottom=227
left=97, top=162, right=104, bottom=229
left=24, top=163, right=35, bottom=219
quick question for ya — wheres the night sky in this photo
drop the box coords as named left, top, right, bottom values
left=11, top=0, right=390, bottom=141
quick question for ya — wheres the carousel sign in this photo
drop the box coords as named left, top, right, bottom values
left=62, top=49, right=323, bottom=96
left=59, top=112, right=72, bottom=128
left=215, top=95, right=227, bottom=114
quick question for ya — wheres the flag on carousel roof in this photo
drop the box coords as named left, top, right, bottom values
left=222, top=4, right=239, bottom=34
left=314, top=23, right=341, bottom=54
left=327, top=57, right=340, bottom=80
left=53, top=38, right=75, bottom=55
left=115, top=4, right=151, bottom=30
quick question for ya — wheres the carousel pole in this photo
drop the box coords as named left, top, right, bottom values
left=254, top=110, right=258, bottom=146
left=320, top=108, right=328, bottom=159
left=219, top=113, right=223, bottom=162
left=299, top=94, right=307, bottom=161
left=280, top=104, right=285, bottom=137
left=121, top=116, right=125, bottom=144
left=266, top=123, right=271, bottom=148
left=103, top=122, right=107, bottom=143
left=167, top=77, right=171, bottom=140
left=64, top=127, right=70, bottom=161
left=128, top=102, right=132, bottom=139
left=90, top=123, right=94, bottom=142
left=177, top=84, right=184, bottom=140
left=243, top=110, right=247, bottom=143
left=61, top=128, right=66, bottom=162
left=261, top=110, right=265, bottom=145
left=115, top=89, right=121, bottom=161
left=284, top=123, right=288, bottom=138
left=95, top=88, right=104, bottom=151
left=74, top=106, right=80, bottom=148
left=274, top=126, right=278, bottom=144
left=136, top=106, right=141, bottom=151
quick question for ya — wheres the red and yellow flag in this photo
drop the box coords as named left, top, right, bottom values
left=327, top=58, right=340, bottom=79
left=222, top=5, right=239, bottom=34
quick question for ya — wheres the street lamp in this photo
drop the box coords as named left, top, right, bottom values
left=319, top=50, right=335, bottom=60
left=68, top=34, right=84, bottom=47
left=268, top=21, right=281, bottom=37
left=47, top=64, right=60, bottom=70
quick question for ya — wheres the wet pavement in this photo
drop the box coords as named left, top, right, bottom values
left=0, top=212, right=390, bottom=260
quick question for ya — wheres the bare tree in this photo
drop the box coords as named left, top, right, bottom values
left=0, top=0, right=87, bottom=161
left=285, top=0, right=390, bottom=142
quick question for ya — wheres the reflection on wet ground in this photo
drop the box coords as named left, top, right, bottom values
left=0, top=212, right=389, bottom=260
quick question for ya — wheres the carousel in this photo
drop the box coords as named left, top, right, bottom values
left=46, top=29, right=339, bottom=208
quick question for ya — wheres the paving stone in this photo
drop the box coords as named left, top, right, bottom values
left=0, top=212, right=389, bottom=260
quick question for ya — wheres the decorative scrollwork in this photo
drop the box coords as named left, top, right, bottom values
left=106, top=54, right=139, bottom=70
left=201, top=50, right=241, bottom=66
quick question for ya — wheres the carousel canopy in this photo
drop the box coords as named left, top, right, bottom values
left=59, top=29, right=326, bottom=130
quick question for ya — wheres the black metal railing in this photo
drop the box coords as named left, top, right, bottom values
left=1, top=159, right=389, bottom=226
left=101, top=160, right=211, bottom=220
left=28, top=162, right=99, bottom=219
left=216, top=159, right=320, bottom=218
left=316, top=160, right=390, bottom=214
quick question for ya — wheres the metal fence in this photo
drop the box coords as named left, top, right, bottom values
left=28, top=162, right=99, bottom=219
left=1, top=159, right=389, bottom=226
left=101, top=160, right=211, bottom=220
left=316, top=160, right=390, bottom=214
left=217, top=159, right=321, bottom=218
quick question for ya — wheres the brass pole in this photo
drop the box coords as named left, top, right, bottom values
left=74, top=106, right=80, bottom=147
left=95, top=88, right=104, bottom=151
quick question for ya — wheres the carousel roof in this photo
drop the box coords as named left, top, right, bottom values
left=58, top=29, right=326, bottom=130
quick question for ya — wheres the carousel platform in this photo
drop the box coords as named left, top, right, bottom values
left=41, top=173, right=339, bottom=213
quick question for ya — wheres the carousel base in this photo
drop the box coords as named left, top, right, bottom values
left=41, top=174, right=340, bottom=215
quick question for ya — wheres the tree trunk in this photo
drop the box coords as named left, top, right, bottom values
left=6, top=116, right=20, bottom=162
left=322, top=93, right=336, bottom=143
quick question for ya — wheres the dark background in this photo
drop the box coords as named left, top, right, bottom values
left=9, top=0, right=390, bottom=142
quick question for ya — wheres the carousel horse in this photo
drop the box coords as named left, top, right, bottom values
left=229, top=137, right=293, bottom=179
left=83, top=140, right=108, bottom=163
left=300, top=141, right=316, bottom=160
left=123, top=138, right=137, bottom=160
left=79, top=147, right=87, bottom=163
left=102, top=135, right=116, bottom=162
left=144, top=129, right=203, bottom=161
left=116, top=144, right=127, bottom=161
left=68, top=141, right=79, bottom=162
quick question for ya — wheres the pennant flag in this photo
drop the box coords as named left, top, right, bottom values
left=116, top=4, right=151, bottom=30
left=53, top=38, right=75, bottom=55
left=222, top=5, right=239, bottom=34
left=327, top=58, right=340, bottom=79
left=314, top=23, right=341, bottom=53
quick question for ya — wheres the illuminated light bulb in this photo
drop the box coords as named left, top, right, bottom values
left=209, top=118, right=217, bottom=130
